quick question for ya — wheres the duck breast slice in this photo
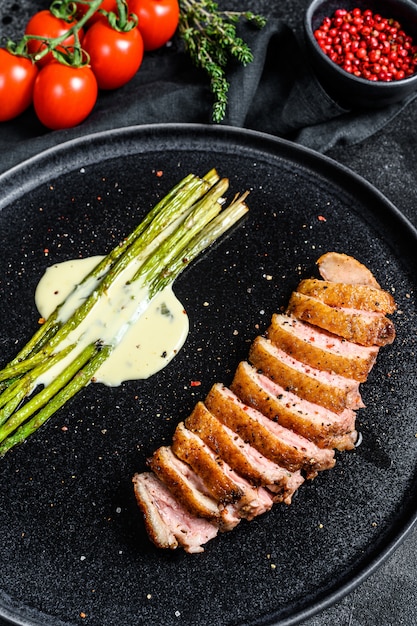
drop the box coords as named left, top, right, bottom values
left=172, top=421, right=245, bottom=505
left=266, top=313, right=378, bottom=382
left=132, top=472, right=219, bottom=553
left=231, top=361, right=357, bottom=451
left=148, top=445, right=240, bottom=530
left=287, top=291, right=396, bottom=347
left=316, top=252, right=381, bottom=287
left=296, top=278, right=396, bottom=314
left=249, top=335, right=364, bottom=414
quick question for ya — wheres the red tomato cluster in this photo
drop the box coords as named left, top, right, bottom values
left=0, top=0, right=179, bottom=129
left=314, top=8, right=417, bottom=82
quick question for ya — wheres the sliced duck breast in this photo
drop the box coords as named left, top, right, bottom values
left=185, top=402, right=304, bottom=504
left=156, top=429, right=273, bottom=524
left=231, top=361, right=357, bottom=451
left=249, top=335, right=364, bottom=414
left=296, top=278, right=396, bottom=314
left=148, top=445, right=240, bottom=530
left=205, top=382, right=335, bottom=478
left=266, top=313, right=378, bottom=382
left=132, top=472, right=219, bottom=553
left=316, top=252, right=381, bottom=287
left=133, top=252, right=397, bottom=553
left=287, top=291, right=396, bottom=347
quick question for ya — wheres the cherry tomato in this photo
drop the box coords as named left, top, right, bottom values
left=0, top=49, right=38, bottom=121
left=25, top=10, right=83, bottom=67
left=82, top=22, right=144, bottom=89
left=33, top=63, right=98, bottom=129
left=76, top=0, right=117, bottom=26
left=128, top=0, right=179, bottom=51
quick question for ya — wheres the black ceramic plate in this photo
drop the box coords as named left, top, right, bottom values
left=0, top=124, right=416, bottom=626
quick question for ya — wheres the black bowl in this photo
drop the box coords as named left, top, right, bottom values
left=304, top=0, right=417, bottom=108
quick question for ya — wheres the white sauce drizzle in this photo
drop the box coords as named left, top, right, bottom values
left=34, top=256, right=189, bottom=387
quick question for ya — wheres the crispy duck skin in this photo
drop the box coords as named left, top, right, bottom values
left=205, top=381, right=335, bottom=478
left=249, top=335, right=364, bottom=414
left=296, top=278, right=396, bottom=314
left=287, top=291, right=396, bottom=347
left=172, top=421, right=245, bottom=505
left=266, top=313, right=378, bottom=382
left=316, top=251, right=381, bottom=287
left=132, top=472, right=219, bottom=553
left=184, top=401, right=304, bottom=504
left=231, top=361, right=357, bottom=451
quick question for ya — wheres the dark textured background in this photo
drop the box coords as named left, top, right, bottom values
left=1, top=1, right=417, bottom=625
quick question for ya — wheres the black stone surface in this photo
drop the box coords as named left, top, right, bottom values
left=1, top=2, right=417, bottom=625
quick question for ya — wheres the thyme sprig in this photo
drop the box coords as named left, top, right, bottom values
left=178, top=0, right=267, bottom=122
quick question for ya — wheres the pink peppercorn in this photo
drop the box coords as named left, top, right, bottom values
left=314, top=7, right=417, bottom=81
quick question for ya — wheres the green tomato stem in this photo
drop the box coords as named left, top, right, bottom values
left=26, top=0, right=103, bottom=65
